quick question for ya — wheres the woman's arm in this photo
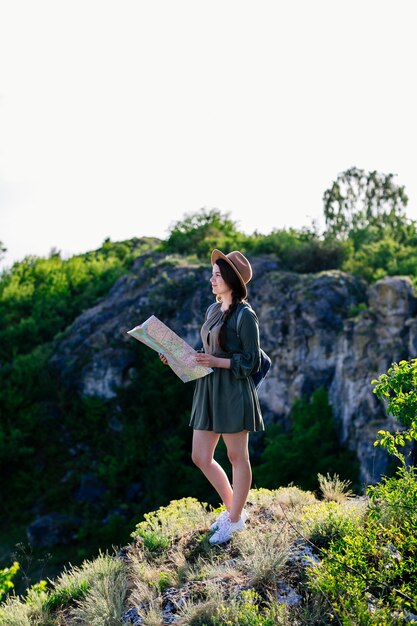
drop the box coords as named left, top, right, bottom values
left=229, top=310, right=261, bottom=378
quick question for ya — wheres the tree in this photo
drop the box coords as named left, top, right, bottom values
left=0, top=241, right=6, bottom=262
left=162, top=208, right=246, bottom=258
left=323, top=167, right=409, bottom=240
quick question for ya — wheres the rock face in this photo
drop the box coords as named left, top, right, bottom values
left=51, top=254, right=417, bottom=485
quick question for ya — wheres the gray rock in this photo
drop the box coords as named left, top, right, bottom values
left=121, top=607, right=143, bottom=625
left=27, top=513, right=81, bottom=548
left=74, top=474, right=106, bottom=504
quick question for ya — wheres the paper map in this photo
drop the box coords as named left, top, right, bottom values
left=127, top=315, right=213, bottom=383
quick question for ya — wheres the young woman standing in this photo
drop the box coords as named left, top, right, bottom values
left=191, top=249, right=264, bottom=544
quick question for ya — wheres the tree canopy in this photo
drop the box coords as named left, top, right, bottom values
left=323, top=166, right=409, bottom=240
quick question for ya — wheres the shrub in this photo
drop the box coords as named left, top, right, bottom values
left=0, top=562, right=20, bottom=601
left=302, top=501, right=363, bottom=552
left=306, top=358, right=417, bottom=624
left=211, top=589, right=288, bottom=626
left=372, top=358, right=417, bottom=462
left=307, top=470, right=417, bottom=623
left=131, top=498, right=209, bottom=555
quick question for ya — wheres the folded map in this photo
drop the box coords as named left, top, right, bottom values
left=127, top=315, right=213, bottom=383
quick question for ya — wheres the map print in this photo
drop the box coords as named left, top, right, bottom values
left=127, top=315, right=213, bottom=383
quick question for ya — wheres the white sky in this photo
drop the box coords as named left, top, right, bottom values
left=1, top=0, right=416, bottom=270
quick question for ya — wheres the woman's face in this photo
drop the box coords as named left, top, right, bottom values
left=210, top=263, right=232, bottom=298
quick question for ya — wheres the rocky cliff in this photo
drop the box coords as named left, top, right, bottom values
left=51, top=253, right=417, bottom=485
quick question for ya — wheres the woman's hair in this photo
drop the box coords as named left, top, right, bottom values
left=216, top=258, right=246, bottom=352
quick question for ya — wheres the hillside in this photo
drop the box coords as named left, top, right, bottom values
left=1, top=474, right=416, bottom=625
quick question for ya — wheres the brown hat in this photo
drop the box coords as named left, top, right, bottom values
left=211, top=249, right=252, bottom=298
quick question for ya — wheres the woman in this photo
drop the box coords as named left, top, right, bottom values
left=161, top=248, right=264, bottom=545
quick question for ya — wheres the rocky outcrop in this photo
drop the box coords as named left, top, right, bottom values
left=51, top=253, right=417, bottom=485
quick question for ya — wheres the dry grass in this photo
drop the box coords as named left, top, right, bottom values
left=235, top=521, right=294, bottom=590
left=0, top=488, right=371, bottom=625
left=66, top=558, right=128, bottom=626
left=0, top=597, right=32, bottom=626
left=318, top=472, right=354, bottom=503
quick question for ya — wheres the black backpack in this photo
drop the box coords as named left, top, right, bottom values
left=236, top=306, right=271, bottom=390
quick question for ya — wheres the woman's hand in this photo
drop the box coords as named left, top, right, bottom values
left=195, top=353, right=219, bottom=368
left=159, top=353, right=169, bottom=365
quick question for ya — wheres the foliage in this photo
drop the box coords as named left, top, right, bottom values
left=0, top=237, right=157, bottom=361
left=306, top=360, right=417, bottom=624
left=342, top=234, right=417, bottom=283
left=323, top=166, right=409, bottom=240
left=308, top=464, right=417, bottom=624
left=211, top=589, right=287, bottom=625
left=162, top=209, right=347, bottom=273
left=131, top=497, right=208, bottom=554
left=0, top=562, right=20, bottom=602
left=161, top=208, right=247, bottom=259
left=0, top=552, right=126, bottom=626
left=254, top=388, right=359, bottom=492
left=247, top=226, right=348, bottom=273
left=302, top=500, right=364, bottom=551
left=372, top=358, right=417, bottom=462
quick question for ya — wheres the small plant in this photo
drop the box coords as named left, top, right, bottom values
left=0, top=562, right=20, bottom=601
left=131, top=497, right=209, bottom=555
left=236, top=525, right=292, bottom=590
left=68, top=559, right=128, bottom=626
left=302, top=501, right=363, bottom=551
left=348, top=302, right=368, bottom=318
left=317, top=472, right=354, bottom=503
left=212, top=589, right=287, bottom=626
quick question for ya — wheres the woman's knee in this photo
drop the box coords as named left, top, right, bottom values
left=227, top=448, right=250, bottom=466
left=191, top=449, right=212, bottom=469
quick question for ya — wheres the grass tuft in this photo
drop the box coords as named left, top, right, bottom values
left=317, top=472, right=354, bottom=503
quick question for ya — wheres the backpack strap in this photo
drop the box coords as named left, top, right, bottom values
left=235, top=304, right=255, bottom=339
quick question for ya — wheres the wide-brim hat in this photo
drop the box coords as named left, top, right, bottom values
left=211, top=249, right=252, bottom=299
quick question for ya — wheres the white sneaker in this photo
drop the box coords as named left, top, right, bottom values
left=209, top=515, right=246, bottom=545
left=209, top=510, right=228, bottom=531
left=210, top=508, right=248, bottom=531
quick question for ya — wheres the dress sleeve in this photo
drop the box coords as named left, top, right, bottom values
left=230, top=309, right=261, bottom=379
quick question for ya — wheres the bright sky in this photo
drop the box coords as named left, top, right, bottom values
left=1, top=0, right=416, bottom=270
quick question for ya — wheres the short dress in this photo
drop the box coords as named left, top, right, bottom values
left=189, top=302, right=264, bottom=433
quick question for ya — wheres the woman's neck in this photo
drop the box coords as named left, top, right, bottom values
left=220, top=295, right=233, bottom=311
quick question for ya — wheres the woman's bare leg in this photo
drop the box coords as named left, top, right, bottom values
left=222, top=431, right=252, bottom=523
left=191, top=430, right=233, bottom=510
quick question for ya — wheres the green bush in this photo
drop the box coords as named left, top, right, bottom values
left=211, top=589, right=287, bottom=626
left=308, top=465, right=417, bottom=624
left=131, top=497, right=209, bottom=555
left=306, top=358, right=417, bottom=624
left=248, top=227, right=348, bottom=273
left=0, top=562, right=20, bottom=601
left=372, top=358, right=417, bottom=461
left=161, top=208, right=247, bottom=259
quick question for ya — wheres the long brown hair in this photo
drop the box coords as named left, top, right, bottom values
left=216, top=258, right=246, bottom=352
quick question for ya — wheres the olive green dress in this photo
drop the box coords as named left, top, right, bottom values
left=190, top=302, right=264, bottom=433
